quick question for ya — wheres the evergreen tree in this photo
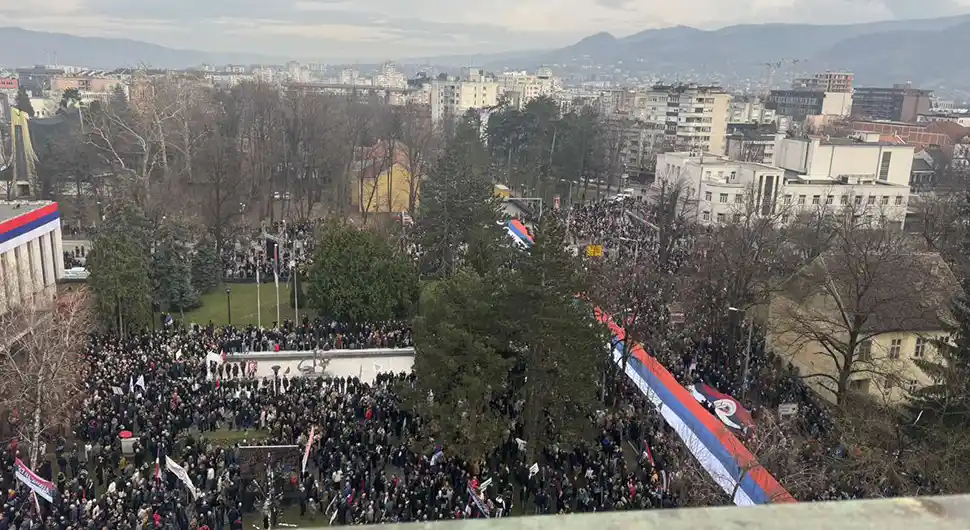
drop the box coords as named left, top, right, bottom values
left=415, top=111, right=506, bottom=279
left=87, top=201, right=153, bottom=331
left=408, top=269, right=515, bottom=462
left=191, top=239, right=222, bottom=295
left=152, top=222, right=201, bottom=315
left=507, top=213, right=607, bottom=463
left=14, top=88, right=34, bottom=117
left=307, top=220, right=418, bottom=322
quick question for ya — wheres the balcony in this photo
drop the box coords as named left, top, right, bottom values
left=330, top=495, right=970, bottom=530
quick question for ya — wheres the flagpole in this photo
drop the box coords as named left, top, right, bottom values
left=293, top=261, right=299, bottom=325
left=274, top=243, right=281, bottom=325
left=256, top=252, right=262, bottom=329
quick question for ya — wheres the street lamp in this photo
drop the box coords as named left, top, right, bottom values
left=226, top=287, right=232, bottom=327
left=728, top=307, right=754, bottom=401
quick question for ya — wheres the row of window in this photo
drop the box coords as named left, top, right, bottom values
left=857, top=337, right=931, bottom=361
left=703, top=191, right=744, bottom=203
left=782, top=194, right=905, bottom=206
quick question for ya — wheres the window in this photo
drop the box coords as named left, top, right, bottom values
left=719, top=193, right=728, bottom=203
left=733, top=213, right=741, bottom=223
left=881, top=196, right=889, bottom=205
left=858, top=339, right=872, bottom=361
left=826, top=195, right=834, bottom=205
left=702, top=211, right=711, bottom=221
left=879, top=151, right=892, bottom=180
left=895, top=195, right=904, bottom=206
left=705, top=171, right=712, bottom=178
left=783, top=195, right=792, bottom=204
left=914, top=337, right=928, bottom=358
left=735, top=194, right=743, bottom=204
left=781, top=214, right=790, bottom=223
left=868, top=195, right=876, bottom=205
left=906, top=379, right=919, bottom=393
left=889, top=338, right=902, bottom=359
left=704, top=191, right=712, bottom=201
left=812, top=195, right=821, bottom=205
left=716, top=212, right=726, bottom=222
left=840, top=195, right=849, bottom=205
left=798, top=195, right=806, bottom=205
left=730, top=171, right=737, bottom=181
left=865, top=214, right=873, bottom=225
left=854, top=196, right=863, bottom=206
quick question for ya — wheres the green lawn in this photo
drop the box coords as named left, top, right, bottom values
left=203, top=428, right=271, bottom=446
left=183, top=283, right=313, bottom=327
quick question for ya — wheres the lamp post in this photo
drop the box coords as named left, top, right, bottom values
left=226, top=287, right=232, bottom=327
left=728, top=307, right=754, bottom=401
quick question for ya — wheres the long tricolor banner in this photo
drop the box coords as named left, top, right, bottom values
left=302, top=426, right=315, bottom=474
left=15, top=458, right=56, bottom=503
left=0, top=203, right=60, bottom=256
left=504, top=219, right=533, bottom=248
left=595, top=308, right=795, bottom=505
left=499, top=219, right=793, bottom=504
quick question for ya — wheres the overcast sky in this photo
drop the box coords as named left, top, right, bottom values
left=1, top=0, right=969, bottom=61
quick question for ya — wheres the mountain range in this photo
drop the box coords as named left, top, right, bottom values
left=482, top=14, right=970, bottom=91
left=4, top=15, right=970, bottom=92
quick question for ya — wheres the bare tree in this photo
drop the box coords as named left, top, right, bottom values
left=397, top=103, right=439, bottom=217
left=0, top=288, right=92, bottom=468
left=194, top=111, right=247, bottom=254
left=769, top=221, right=954, bottom=405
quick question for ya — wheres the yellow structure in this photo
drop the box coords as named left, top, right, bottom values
left=494, top=184, right=511, bottom=199
left=2, top=108, right=39, bottom=198
left=351, top=141, right=421, bottom=215
left=766, top=252, right=959, bottom=404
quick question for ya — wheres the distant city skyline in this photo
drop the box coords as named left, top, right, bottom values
left=1, top=0, right=970, bottom=61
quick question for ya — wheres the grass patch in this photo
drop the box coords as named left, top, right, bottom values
left=183, top=283, right=314, bottom=327
left=203, top=428, right=271, bottom=446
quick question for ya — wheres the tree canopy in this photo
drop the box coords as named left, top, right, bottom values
left=306, top=220, right=418, bottom=322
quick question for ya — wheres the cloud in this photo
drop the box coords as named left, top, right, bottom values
left=0, top=0, right=967, bottom=60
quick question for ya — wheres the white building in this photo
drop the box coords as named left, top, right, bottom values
left=632, top=84, right=731, bottom=155
left=430, top=68, right=498, bottom=124
left=658, top=132, right=913, bottom=227
left=0, top=201, right=65, bottom=316
left=916, top=111, right=970, bottom=128
left=375, top=62, right=407, bottom=89
left=495, top=69, right=558, bottom=109
left=773, top=134, right=913, bottom=227
left=729, top=95, right=776, bottom=124
left=656, top=152, right=784, bottom=225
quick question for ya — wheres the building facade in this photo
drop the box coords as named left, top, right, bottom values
left=791, top=72, right=854, bottom=93
left=852, top=85, right=933, bottom=123
left=767, top=90, right=853, bottom=120
left=0, top=202, right=65, bottom=316
left=429, top=68, right=499, bottom=124
left=632, top=84, right=730, bottom=155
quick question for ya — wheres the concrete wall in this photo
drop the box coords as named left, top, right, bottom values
left=225, top=348, right=415, bottom=383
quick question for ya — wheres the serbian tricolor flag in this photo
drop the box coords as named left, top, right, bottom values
left=643, top=441, right=655, bottom=467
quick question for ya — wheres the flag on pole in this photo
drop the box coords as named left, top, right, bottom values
left=135, top=375, right=146, bottom=391
left=154, top=447, right=161, bottom=482
left=165, top=456, right=199, bottom=499
left=129, top=376, right=134, bottom=394
left=302, top=426, right=316, bottom=474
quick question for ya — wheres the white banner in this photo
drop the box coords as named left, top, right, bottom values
left=165, top=456, right=199, bottom=499
left=15, top=459, right=55, bottom=503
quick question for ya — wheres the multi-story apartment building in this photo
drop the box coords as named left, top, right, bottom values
left=632, top=84, right=730, bottom=155
left=766, top=90, right=853, bottom=120
left=495, top=68, right=558, bottom=109
left=429, top=68, right=498, bottom=124
left=658, top=132, right=913, bottom=227
left=728, top=95, right=776, bottom=124
left=726, top=129, right=777, bottom=164
left=375, top=62, right=407, bottom=89
left=791, top=72, right=854, bottom=93
left=852, top=84, right=933, bottom=123
left=614, top=120, right=667, bottom=178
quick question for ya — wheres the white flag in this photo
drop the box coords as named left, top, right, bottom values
left=514, top=438, right=527, bottom=451
left=135, top=375, right=146, bottom=391
left=374, top=363, right=383, bottom=373
left=528, top=463, right=539, bottom=478
left=165, top=456, right=199, bottom=499
left=111, top=386, right=123, bottom=396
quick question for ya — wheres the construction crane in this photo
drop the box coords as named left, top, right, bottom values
left=763, top=58, right=803, bottom=91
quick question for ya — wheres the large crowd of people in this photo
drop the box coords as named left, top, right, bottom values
left=0, top=194, right=892, bottom=528
left=222, top=222, right=316, bottom=282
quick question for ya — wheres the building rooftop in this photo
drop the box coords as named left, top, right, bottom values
left=819, top=137, right=906, bottom=147
left=0, top=201, right=53, bottom=224
left=347, top=495, right=970, bottom=530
